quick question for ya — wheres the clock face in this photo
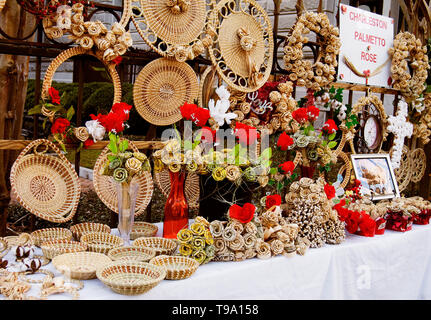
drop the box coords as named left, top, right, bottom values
left=363, top=116, right=381, bottom=149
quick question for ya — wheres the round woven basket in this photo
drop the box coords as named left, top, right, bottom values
left=133, top=237, right=178, bottom=256
left=149, top=255, right=199, bottom=280
left=411, top=148, right=426, bottom=183
left=107, top=246, right=156, bottom=262
left=93, top=141, right=153, bottom=216
left=133, top=58, right=199, bottom=125
left=41, top=240, right=88, bottom=260
left=130, top=222, right=159, bottom=240
left=10, top=139, right=81, bottom=223
left=31, top=228, right=73, bottom=247
left=80, top=232, right=124, bottom=255
left=96, top=260, right=167, bottom=295
left=70, top=222, right=111, bottom=241
left=52, top=252, right=112, bottom=280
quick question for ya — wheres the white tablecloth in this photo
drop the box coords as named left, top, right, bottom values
left=7, top=223, right=431, bottom=300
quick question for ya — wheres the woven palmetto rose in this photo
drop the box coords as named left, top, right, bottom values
left=209, top=220, right=225, bottom=238
left=222, top=226, right=237, bottom=242
left=186, top=161, right=198, bottom=172
left=193, top=237, right=206, bottom=250
left=243, top=232, right=257, bottom=249
left=227, top=220, right=244, bottom=234
left=244, top=221, right=258, bottom=234
left=234, top=251, right=246, bottom=262
left=225, top=165, right=241, bottom=182
left=228, top=235, right=245, bottom=251
left=179, top=243, right=193, bottom=256
left=192, top=249, right=207, bottom=264
left=205, top=244, right=215, bottom=258
left=73, top=127, right=89, bottom=142
left=269, top=239, right=284, bottom=255
left=113, top=168, right=128, bottom=183
left=190, top=222, right=205, bottom=236
left=213, top=237, right=227, bottom=253
left=177, top=228, right=193, bottom=243
left=255, top=239, right=271, bottom=259
left=168, top=163, right=181, bottom=173
left=204, top=229, right=214, bottom=245
left=125, top=158, right=142, bottom=174
left=212, top=167, right=226, bottom=181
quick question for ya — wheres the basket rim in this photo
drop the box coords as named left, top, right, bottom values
left=107, top=245, right=157, bottom=261
left=80, top=232, right=124, bottom=246
left=133, top=237, right=178, bottom=249
left=52, top=251, right=112, bottom=273
left=149, top=254, right=199, bottom=270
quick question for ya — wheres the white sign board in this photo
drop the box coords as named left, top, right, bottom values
left=337, top=4, right=394, bottom=87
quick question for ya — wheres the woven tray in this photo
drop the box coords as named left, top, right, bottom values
left=133, top=237, right=178, bottom=256
left=80, top=232, right=124, bottom=255
left=52, top=252, right=112, bottom=280
left=31, top=228, right=73, bottom=247
left=70, top=222, right=111, bottom=241
left=93, top=140, right=153, bottom=216
left=41, top=240, right=88, bottom=260
left=96, top=260, right=166, bottom=295
left=107, top=246, right=156, bottom=262
left=130, top=222, right=158, bottom=240
left=149, top=255, right=199, bottom=280
left=133, top=57, right=199, bottom=126
left=10, top=139, right=81, bottom=223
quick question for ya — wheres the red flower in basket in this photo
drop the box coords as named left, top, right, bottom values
left=277, top=132, right=294, bottom=151
left=234, top=122, right=260, bottom=146
left=51, top=117, right=70, bottom=134
left=229, top=203, right=256, bottom=224
left=292, top=108, right=308, bottom=124
left=83, top=138, right=95, bottom=148
left=112, top=56, right=123, bottom=65
left=193, top=107, right=211, bottom=127
left=48, top=87, right=61, bottom=105
left=279, top=161, right=295, bottom=175
left=265, top=194, right=282, bottom=209
left=180, top=102, right=198, bottom=121
left=322, top=119, right=338, bottom=134
left=324, top=183, right=336, bottom=200
left=306, top=105, right=320, bottom=122
left=112, top=102, right=132, bottom=121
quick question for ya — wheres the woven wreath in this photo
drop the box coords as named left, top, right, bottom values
left=283, top=11, right=340, bottom=91
left=388, top=32, right=429, bottom=100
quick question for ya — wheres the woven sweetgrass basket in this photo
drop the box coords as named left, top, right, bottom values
left=107, top=246, right=156, bottom=262
left=149, top=255, right=199, bottom=280
left=96, top=260, right=167, bottom=295
left=133, top=237, right=178, bottom=256
left=31, top=228, right=73, bottom=247
left=93, top=141, right=153, bottom=216
left=70, top=222, right=111, bottom=241
left=41, top=239, right=88, bottom=260
left=133, top=57, right=199, bottom=126
left=10, top=139, right=81, bottom=223
left=52, top=252, right=112, bottom=280
left=0, top=238, right=8, bottom=259
left=130, top=222, right=158, bottom=240
left=80, top=232, right=124, bottom=255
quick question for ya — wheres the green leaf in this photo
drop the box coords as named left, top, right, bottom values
left=269, top=167, right=277, bottom=175
left=260, top=147, right=272, bottom=161
left=328, top=141, right=337, bottom=149
left=119, top=139, right=128, bottom=153
left=267, top=179, right=275, bottom=186
left=329, top=86, right=336, bottom=94
left=66, top=106, right=75, bottom=121
left=107, top=155, right=118, bottom=163
left=328, top=132, right=336, bottom=141
left=322, top=140, right=327, bottom=147
left=42, top=118, right=48, bottom=130
left=108, top=133, right=118, bottom=154
left=28, top=104, right=42, bottom=115
left=277, top=182, right=284, bottom=192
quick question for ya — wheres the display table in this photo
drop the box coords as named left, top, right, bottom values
left=6, top=222, right=431, bottom=300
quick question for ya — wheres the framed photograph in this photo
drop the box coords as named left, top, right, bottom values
left=350, top=153, right=400, bottom=200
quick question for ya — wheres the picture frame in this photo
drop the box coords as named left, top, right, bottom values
left=350, top=153, right=400, bottom=200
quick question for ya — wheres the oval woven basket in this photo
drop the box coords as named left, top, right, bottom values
left=10, top=139, right=81, bottom=223
left=52, top=252, right=112, bottom=280
left=133, top=237, right=178, bottom=256
left=107, top=246, right=156, bottom=262
left=41, top=239, right=88, bottom=260
left=70, top=222, right=111, bottom=241
left=31, top=228, right=73, bottom=247
left=96, top=260, right=167, bottom=295
left=80, top=232, right=124, bottom=255
left=149, top=255, right=199, bottom=280
left=130, top=222, right=159, bottom=240
left=133, top=57, right=199, bottom=125
left=93, top=141, right=154, bottom=216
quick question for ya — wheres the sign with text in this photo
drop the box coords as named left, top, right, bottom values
left=337, top=4, right=394, bottom=87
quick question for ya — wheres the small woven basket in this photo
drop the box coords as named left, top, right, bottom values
left=52, top=252, right=112, bottom=280
left=133, top=237, right=178, bottom=256
left=80, top=232, right=124, bottom=255
left=70, top=222, right=111, bottom=241
left=149, top=255, right=199, bottom=280
left=107, top=246, right=156, bottom=262
left=41, top=239, right=88, bottom=260
left=31, top=228, right=73, bottom=247
left=96, top=260, right=167, bottom=295
left=130, top=222, right=158, bottom=240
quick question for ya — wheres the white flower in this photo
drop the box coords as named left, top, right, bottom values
left=85, top=119, right=106, bottom=142
left=215, top=85, right=230, bottom=100
left=208, top=85, right=237, bottom=126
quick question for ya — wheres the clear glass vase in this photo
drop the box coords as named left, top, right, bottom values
left=116, top=180, right=139, bottom=245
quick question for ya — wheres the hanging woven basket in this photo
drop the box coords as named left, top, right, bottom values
left=10, top=139, right=81, bottom=223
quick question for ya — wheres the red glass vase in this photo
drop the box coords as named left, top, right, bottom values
left=163, top=170, right=189, bottom=238
left=300, top=165, right=316, bottom=178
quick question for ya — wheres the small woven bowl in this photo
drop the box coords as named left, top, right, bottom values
left=108, top=246, right=156, bottom=262
left=70, top=222, right=111, bottom=240
left=80, top=232, right=124, bottom=255
left=96, top=261, right=166, bottom=295
left=52, top=252, right=112, bottom=280
left=31, top=228, right=73, bottom=247
left=130, top=222, right=158, bottom=240
left=132, top=237, right=178, bottom=256
left=149, top=255, right=199, bottom=280
left=41, top=239, right=88, bottom=260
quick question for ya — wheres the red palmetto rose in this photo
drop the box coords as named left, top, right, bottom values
left=306, top=105, right=320, bottom=122
left=279, top=161, right=295, bottom=175
left=180, top=102, right=198, bottom=120
left=48, top=87, right=61, bottom=105
left=51, top=117, right=70, bottom=134
left=229, top=203, right=256, bottom=224
left=265, top=194, right=282, bottom=209
left=277, top=132, right=294, bottom=151
left=292, top=108, right=308, bottom=124
left=324, top=183, right=336, bottom=200
left=193, top=107, right=211, bottom=127
left=322, top=119, right=338, bottom=134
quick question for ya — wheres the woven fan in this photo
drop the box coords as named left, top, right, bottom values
left=93, top=141, right=154, bottom=216
left=207, top=0, right=273, bottom=92
left=154, top=169, right=200, bottom=208
left=133, top=58, right=199, bottom=125
left=9, top=139, right=81, bottom=223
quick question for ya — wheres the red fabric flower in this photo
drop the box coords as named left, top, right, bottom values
left=51, top=118, right=70, bottom=134
left=279, top=161, right=295, bottom=175
left=193, top=107, right=211, bottom=127
left=83, top=138, right=95, bottom=148
left=111, top=102, right=132, bottom=121
left=277, top=132, right=294, bottom=151
left=91, top=112, right=124, bottom=133
left=48, top=87, right=61, bottom=105
left=292, top=108, right=308, bottom=124
left=306, top=105, right=320, bottom=122
left=345, top=210, right=361, bottom=234
left=200, top=126, right=216, bottom=144
left=234, top=122, right=260, bottom=146
left=324, top=184, right=336, bottom=200
left=265, top=194, right=282, bottom=209
left=358, top=214, right=376, bottom=237
left=180, top=102, right=198, bottom=121
left=229, top=203, right=256, bottom=224
left=112, top=56, right=123, bottom=65
left=322, top=119, right=338, bottom=134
